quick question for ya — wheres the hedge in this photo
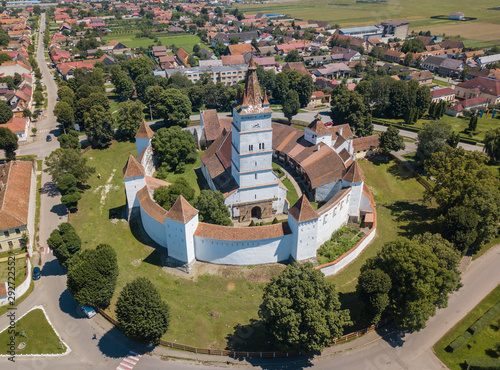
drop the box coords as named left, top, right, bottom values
left=446, top=331, right=472, bottom=353
left=468, top=301, right=500, bottom=335
left=465, top=359, right=500, bottom=369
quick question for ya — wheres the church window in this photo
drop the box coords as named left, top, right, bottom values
left=255, top=161, right=257, bottom=166
left=255, top=194, right=257, bottom=199
left=255, top=173, right=258, bottom=179
left=258, top=142, right=265, bottom=150
left=249, top=144, right=253, bottom=151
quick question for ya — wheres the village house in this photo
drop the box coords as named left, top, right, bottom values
left=406, top=70, right=433, bottom=85
left=431, top=87, right=456, bottom=103
left=0, top=161, right=36, bottom=253
left=307, top=91, right=330, bottom=108
left=1, top=116, right=30, bottom=141
left=445, top=96, right=488, bottom=117
left=455, top=77, right=500, bottom=106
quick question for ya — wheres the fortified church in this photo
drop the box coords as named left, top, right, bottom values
left=123, top=59, right=377, bottom=269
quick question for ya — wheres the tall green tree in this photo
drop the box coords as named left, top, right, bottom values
left=57, top=86, right=76, bottom=107
left=47, top=223, right=81, bottom=267
left=284, top=49, right=302, bottom=62
left=416, top=120, right=452, bottom=163
left=357, top=268, right=391, bottom=325
left=259, top=263, right=351, bottom=354
left=194, top=190, right=232, bottom=226
left=44, top=148, right=96, bottom=184
left=67, top=244, right=119, bottom=307
left=0, top=127, right=18, bottom=160
left=330, top=84, right=366, bottom=131
left=54, top=101, right=75, bottom=131
left=468, top=115, right=478, bottom=132
left=282, top=90, right=300, bottom=124
left=379, top=126, right=405, bottom=154
left=84, top=105, right=114, bottom=148
left=116, top=277, right=170, bottom=345
left=0, top=100, right=13, bottom=124
left=425, top=147, right=500, bottom=250
left=151, top=126, right=197, bottom=173
left=153, top=178, right=195, bottom=210
left=58, top=130, right=81, bottom=150
left=483, top=128, right=500, bottom=162
left=157, top=88, right=192, bottom=126
left=360, top=234, right=460, bottom=331
left=117, top=100, right=145, bottom=140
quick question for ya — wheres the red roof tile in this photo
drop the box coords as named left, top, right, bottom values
left=288, top=194, right=318, bottom=223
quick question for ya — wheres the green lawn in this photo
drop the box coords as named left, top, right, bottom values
left=70, top=141, right=284, bottom=349
left=328, top=157, right=433, bottom=330
left=379, top=114, right=499, bottom=142
left=0, top=257, right=27, bottom=288
left=0, top=308, right=66, bottom=355
left=434, top=284, right=500, bottom=370
left=158, top=151, right=205, bottom=196
left=102, top=32, right=202, bottom=53
left=282, top=178, right=299, bottom=206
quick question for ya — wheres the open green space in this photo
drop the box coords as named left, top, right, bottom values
left=70, top=141, right=284, bottom=349
left=102, top=32, right=202, bottom=53
left=236, top=0, right=500, bottom=44
left=434, top=284, right=500, bottom=369
left=379, top=114, right=499, bottom=142
left=0, top=257, right=27, bottom=288
left=157, top=150, right=205, bottom=196
left=328, top=157, right=433, bottom=329
left=282, top=178, right=299, bottom=206
left=0, top=308, right=66, bottom=355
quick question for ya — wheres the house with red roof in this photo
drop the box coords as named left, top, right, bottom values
left=445, top=96, right=488, bottom=117
left=455, top=77, right=500, bottom=106
left=2, top=116, right=30, bottom=141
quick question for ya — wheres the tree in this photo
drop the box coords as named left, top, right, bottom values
left=468, top=115, right=479, bottom=132
left=379, top=126, right=405, bottom=154
left=157, top=89, right=192, bottom=126
left=438, top=205, right=479, bottom=254
left=44, top=148, right=96, bottom=184
left=330, top=85, right=366, bottom=131
left=259, top=263, right=351, bottom=354
left=357, top=268, right=391, bottom=325
left=56, top=172, right=81, bottom=211
left=356, top=113, right=374, bottom=137
left=229, top=36, right=239, bottom=45
left=84, top=105, right=114, bottom=148
left=152, top=126, right=197, bottom=173
left=67, top=244, right=119, bottom=308
left=425, top=147, right=500, bottom=251
left=483, top=128, right=500, bottom=162
left=110, top=66, right=134, bottom=100
left=401, top=38, right=425, bottom=53
left=284, top=49, right=302, bottom=62
left=153, top=178, right=195, bottom=210
left=58, top=130, right=81, bottom=150
left=117, top=100, right=145, bottom=140
left=194, top=190, right=232, bottom=226
left=134, top=74, right=159, bottom=102
left=416, top=120, right=452, bottom=163
left=273, top=72, right=289, bottom=104
left=57, top=86, right=76, bottom=107
left=0, top=100, right=12, bottom=124
left=47, top=223, right=81, bottom=267
left=54, top=101, right=75, bottom=131
left=0, top=127, right=18, bottom=160
left=282, top=90, right=300, bottom=123
left=416, top=85, right=431, bottom=118
left=297, top=74, right=314, bottom=108
left=116, top=277, right=170, bottom=345
left=359, top=234, right=460, bottom=331
left=403, top=52, right=413, bottom=67
left=0, top=53, right=12, bottom=64
left=34, top=90, right=44, bottom=106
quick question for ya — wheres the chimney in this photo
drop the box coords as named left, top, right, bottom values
left=339, top=126, right=343, bottom=136
left=317, top=144, right=320, bottom=151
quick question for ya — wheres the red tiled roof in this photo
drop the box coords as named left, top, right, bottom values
left=194, top=221, right=292, bottom=241
left=431, top=87, right=455, bottom=98
left=123, top=155, right=145, bottom=178
left=136, top=186, right=167, bottom=224
left=0, top=161, right=34, bottom=230
left=2, top=117, right=27, bottom=133
left=288, top=194, right=318, bottom=223
left=353, top=134, right=379, bottom=152
left=166, top=195, right=198, bottom=223
left=457, top=77, right=500, bottom=97
left=135, top=120, right=154, bottom=139
left=343, top=161, right=364, bottom=183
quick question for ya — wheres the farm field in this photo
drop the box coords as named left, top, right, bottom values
left=237, top=0, right=500, bottom=45
left=102, top=32, right=202, bottom=53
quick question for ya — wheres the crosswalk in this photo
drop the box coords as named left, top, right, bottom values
left=116, top=351, right=142, bottom=370
left=37, top=129, right=50, bottom=133
left=42, top=247, right=52, bottom=255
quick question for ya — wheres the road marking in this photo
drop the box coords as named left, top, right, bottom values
left=116, top=351, right=142, bottom=370
left=44, top=247, right=52, bottom=255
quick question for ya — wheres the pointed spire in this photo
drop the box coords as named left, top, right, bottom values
left=344, top=161, right=365, bottom=183
left=166, top=195, right=199, bottom=224
left=263, top=91, right=269, bottom=107
left=288, top=194, right=318, bottom=223
left=135, top=120, right=154, bottom=139
left=123, top=154, right=145, bottom=178
left=241, top=90, right=249, bottom=108
left=248, top=56, right=257, bottom=70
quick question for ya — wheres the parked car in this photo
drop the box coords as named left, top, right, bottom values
left=33, top=267, right=41, bottom=280
left=324, top=121, right=334, bottom=126
left=79, top=305, right=96, bottom=319
left=46, top=134, right=52, bottom=142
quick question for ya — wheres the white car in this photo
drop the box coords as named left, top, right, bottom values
left=78, top=305, right=96, bottom=319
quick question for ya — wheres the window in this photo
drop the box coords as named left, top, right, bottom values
left=3, top=231, right=9, bottom=237
left=8, top=241, right=13, bottom=248
left=259, top=143, right=265, bottom=150
left=15, top=229, right=20, bottom=235
left=255, top=173, right=258, bottom=179
left=255, top=161, right=257, bottom=166
left=249, top=145, right=253, bottom=151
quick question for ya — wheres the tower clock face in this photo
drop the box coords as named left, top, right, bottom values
left=252, top=122, right=261, bottom=129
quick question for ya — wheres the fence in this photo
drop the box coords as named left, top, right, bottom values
left=0, top=255, right=32, bottom=306
left=96, top=310, right=391, bottom=358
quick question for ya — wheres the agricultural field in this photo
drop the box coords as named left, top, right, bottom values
left=237, top=0, right=500, bottom=46
left=102, top=32, right=203, bottom=53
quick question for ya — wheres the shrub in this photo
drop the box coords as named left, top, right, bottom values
left=465, top=359, right=500, bottom=369
left=446, top=331, right=472, bottom=352
left=468, top=302, right=500, bottom=334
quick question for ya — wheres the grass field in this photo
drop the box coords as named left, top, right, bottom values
left=70, top=141, right=285, bottom=349
left=102, top=32, right=202, bottom=53
left=282, top=178, right=299, bottom=205
left=327, top=157, right=433, bottom=329
left=381, top=114, right=500, bottom=142
left=237, top=0, right=500, bottom=45
left=157, top=151, right=206, bottom=197
left=0, top=257, right=27, bottom=289
left=0, top=308, right=66, bottom=355
left=434, top=284, right=500, bottom=369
